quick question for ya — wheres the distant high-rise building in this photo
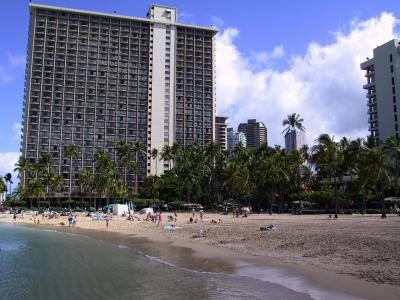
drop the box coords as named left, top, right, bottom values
left=284, top=130, right=306, bottom=153
left=227, top=127, right=246, bottom=152
left=215, top=116, right=228, bottom=150
left=22, top=3, right=217, bottom=196
left=238, top=119, right=267, bottom=148
left=361, top=39, right=400, bottom=142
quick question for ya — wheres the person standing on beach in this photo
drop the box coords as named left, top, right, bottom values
left=13, top=212, right=17, bottom=221
left=200, top=209, right=203, bottom=221
left=158, top=212, right=163, bottom=226
left=174, top=211, right=178, bottom=224
left=105, top=214, right=109, bottom=228
left=68, top=212, right=73, bottom=227
left=192, top=207, right=195, bottom=217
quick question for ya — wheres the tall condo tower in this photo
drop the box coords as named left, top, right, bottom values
left=22, top=3, right=217, bottom=196
left=361, top=39, right=400, bottom=142
left=237, top=119, right=268, bottom=148
left=215, top=116, right=228, bottom=150
left=284, top=130, right=306, bottom=153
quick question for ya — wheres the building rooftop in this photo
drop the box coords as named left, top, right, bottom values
left=29, top=3, right=218, bottom=33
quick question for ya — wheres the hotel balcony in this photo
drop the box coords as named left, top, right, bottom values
left=363, top=81, right=376, bottom=89
left=368, top=123, right=379, bottom=131
left=368, top=115, right=378, bottom=122
left=365, top=71, right=375, bottom=77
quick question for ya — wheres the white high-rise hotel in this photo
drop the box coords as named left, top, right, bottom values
left=361, top=39, right=399, bottom=142
left=284, top=131, right=306, bottom=153
left=22, top=3, right=217, bottom=195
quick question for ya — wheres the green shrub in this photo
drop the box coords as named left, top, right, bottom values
left=168, top=200, right=184, bottom=210
left=133, top=199, right=149, bottom=208
left=75, top=200, right=89, bottom=207
left=61, top=199, right=75, bottom=207
left=132, top=198, right=164, bottom=209
left=38, top=200, right=50, bottom=207
left=4, top=199, right=27, bottom=207
left=289, top=191, right=333, bottom=205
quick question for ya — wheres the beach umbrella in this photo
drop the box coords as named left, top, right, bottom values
left=384, top=197, right=400, bottom=203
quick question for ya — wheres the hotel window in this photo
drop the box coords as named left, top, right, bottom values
left=392, top=77, right=395, bottom=85
left=390, top=54, right=393, bottom=62
left=391, top=65, right=394, bottom=73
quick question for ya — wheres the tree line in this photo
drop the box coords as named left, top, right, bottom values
left=4, top=114, right=400, bottom=218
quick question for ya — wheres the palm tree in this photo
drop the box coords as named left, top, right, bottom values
left=37, top=153, right=54, bottom=207
left=383, top=135, right=400, bottom=194
left=28, top=178, right=44, bottom=208
left=49, top=174, right=63, bottom=208
left=0, top=176, right=7, bottom=203
left=367, top=145, right=391, bottom=218
left=66, top=144, right=78, bottom=200
left=151, top=148, right=159, bottom=175
left=311, top=134, right=345, bottom=218
left=116, top=140, right=132, bottom=186
left=160, top=144, right=173, bottom=170
left=282, top=113, right=305, bottom=135
left=79, top=167, right=93, bottom=196
left=132, top=139, right=146, bottom=192
left=12, top=184, right=28, bottom=206
left=4, top=173, right=13, bottom=197
left=14, top=156, right=30, bottom=185
left=143, top=175, right=162, bottom=203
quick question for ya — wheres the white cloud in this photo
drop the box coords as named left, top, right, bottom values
left=7, top=52, right=25, bottom=68
left=0, top=152, right=19, bottom=184
left=272, top=45, right=285, bottom=58
left=0, top=66, right=15, bottom=82
left=210, top=16, right=224, bottom=29
left=0, top=51, right=25, bottom=83
left=216, top=13, right=398, bottom=146
left=179, top=10, right=194, bottom=22
left=12, top=122, right=22, bottom=143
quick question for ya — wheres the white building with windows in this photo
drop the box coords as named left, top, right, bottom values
left=284, top=130, right=306, bottom=153
left=22, top=3, right=217, bottom=195
left=361, top=39, right=400, bottom=142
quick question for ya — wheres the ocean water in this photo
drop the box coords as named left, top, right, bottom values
left=0, top=223, right=312, bottom=300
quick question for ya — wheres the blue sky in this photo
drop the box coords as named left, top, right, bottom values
left=0, top=0, right=399, bottom=179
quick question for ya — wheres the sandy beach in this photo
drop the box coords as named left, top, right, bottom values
left=1, top=211, right=400, bottom=299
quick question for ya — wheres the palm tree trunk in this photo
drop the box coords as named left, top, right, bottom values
left=334, top=177, right=338, bottom=219
left=69, top=159, right=72, bottom=201
left=362, top=188, right=367, bottom=215
left=124, top=166, right=127, bottom=190
left=380, top=184, right=387, bottom=218
left=269, top=189, right=273, bottom=215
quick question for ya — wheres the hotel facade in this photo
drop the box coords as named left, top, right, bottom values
left=361, top=39, right=400, bottom=142
left=22, top=3, right=217, bottom=195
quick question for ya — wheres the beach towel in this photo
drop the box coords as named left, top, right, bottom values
left=163, top=225, right=181, bottom=231
left=260, top=224, right=278, bottom=232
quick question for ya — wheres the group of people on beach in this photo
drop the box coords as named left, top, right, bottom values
left=145, top=211, right=165, bottom=226
left=68, top=212, right=77, bottom=227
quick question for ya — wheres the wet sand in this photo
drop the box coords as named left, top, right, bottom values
left=2, top=212, right=400, bottom=300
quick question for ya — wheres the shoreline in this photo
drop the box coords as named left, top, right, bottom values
left=1, top=212, right=400, bottom=300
